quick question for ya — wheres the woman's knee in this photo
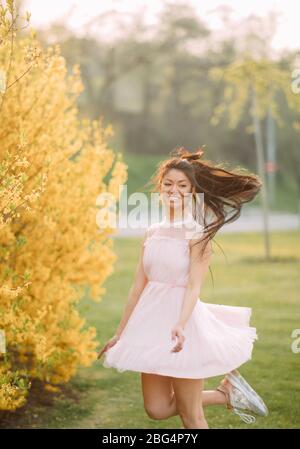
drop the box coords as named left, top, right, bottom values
left=144, top=403, right=169, bottom=420
left=179, top=410, right=208, bottom=429
left=177, top=404, right=205, bottom=424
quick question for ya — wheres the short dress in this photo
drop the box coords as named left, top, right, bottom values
left=102, top=214, right=258, bottom=379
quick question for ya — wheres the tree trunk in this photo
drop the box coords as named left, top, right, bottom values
left=251, top=87, right=271, bottom=260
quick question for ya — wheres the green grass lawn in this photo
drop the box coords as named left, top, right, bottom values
left=1, top=231, right=300, bottom=429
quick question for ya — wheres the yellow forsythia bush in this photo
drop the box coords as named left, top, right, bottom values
left=0, top=1, right=128, bottom=410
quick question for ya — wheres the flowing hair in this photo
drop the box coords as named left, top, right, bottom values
left=146, top=146, right=262, bottom=267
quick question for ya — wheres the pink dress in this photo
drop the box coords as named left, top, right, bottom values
left=102, top=214, right=258, bottom=379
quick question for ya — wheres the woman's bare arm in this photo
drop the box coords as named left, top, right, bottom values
left=114, top=231, right=149, bottom=338
left=176, top=238, right=212, bottom=329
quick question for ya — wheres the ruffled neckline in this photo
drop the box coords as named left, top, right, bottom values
left=161, top=211, right=195, bottom=226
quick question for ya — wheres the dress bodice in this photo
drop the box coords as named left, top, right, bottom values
left=142, top=213, right=207, bottom=287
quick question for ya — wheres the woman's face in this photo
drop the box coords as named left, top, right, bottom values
left=160, top=169, right=193, bottom=210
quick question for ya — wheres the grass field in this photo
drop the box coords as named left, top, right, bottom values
left=2, top=230, right=299, bottom=429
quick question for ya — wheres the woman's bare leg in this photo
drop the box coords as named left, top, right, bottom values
left=156, top=389, right=226, bottom=419
left=141, top=373, right=226, bottom=422
left=202, top=390, right=228, bottom=406
left=172, top=377, right=208, bottom=429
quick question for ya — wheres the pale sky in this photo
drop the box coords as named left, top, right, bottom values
left=24, top=0, right=299, bottom=52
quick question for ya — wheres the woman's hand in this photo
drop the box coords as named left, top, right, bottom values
left=170, top=324, right=185, bottom=353
left=97, top=334, right=120, bottom=359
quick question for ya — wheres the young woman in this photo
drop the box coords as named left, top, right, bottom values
left=97, top=146, right=269, bottom=429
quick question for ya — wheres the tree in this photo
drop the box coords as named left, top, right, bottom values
left=209, top=58, right=300, bottom=260
left=0, top=0, right=127, bottom=410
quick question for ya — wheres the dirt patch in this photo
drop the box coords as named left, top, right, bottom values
left=0, top=378, right=82, bottom=429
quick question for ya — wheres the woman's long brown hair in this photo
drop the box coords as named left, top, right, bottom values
left=146, top=146, right=262, bottom=264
